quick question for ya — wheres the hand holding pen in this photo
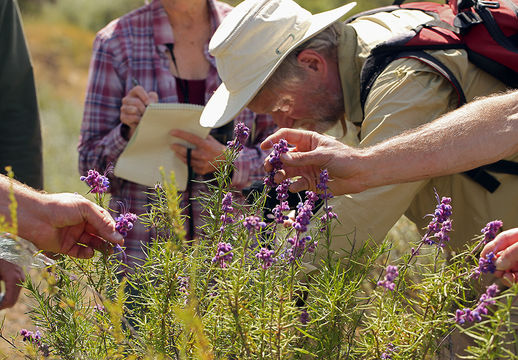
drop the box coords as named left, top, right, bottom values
left=120, top=78, right=158, bottom=140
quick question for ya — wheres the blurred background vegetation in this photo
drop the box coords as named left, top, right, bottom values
left=18, top=0, right=399, bottom=195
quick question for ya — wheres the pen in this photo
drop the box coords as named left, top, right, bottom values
left=132, top=78, right=140, bottom=87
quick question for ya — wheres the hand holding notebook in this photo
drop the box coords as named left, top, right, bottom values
left=114, top=103, right=211, bottom=190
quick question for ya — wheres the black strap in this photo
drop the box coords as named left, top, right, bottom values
left=165, top=43, right=190, bottom=103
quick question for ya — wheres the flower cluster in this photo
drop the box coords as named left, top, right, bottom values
left=213, top=242, right=233, bottom=268
left=220, top=192, right=234, bottom=231
left=299, top=309, right=310, bottom=325
left=20, top=329, right=49, bottom=356
left=93, top=304, right=105, bottom=313
left=423, top=193, right=452, bottom=247
left=264, top=139, right=289, bottom=188
left=80, top=169, right=110, bottom=194
left=317, top=169, right=337, bottom=230
left=481, top=220, right=503, bottom=244
left=455, top=284, right=499, bottom=324
left=227, top=122, right=250, bottom=151
left=243, top=215, right=266, bottom=232
left=178, top=276, right=190, bottom=296
left=272, top=179, right=291, bottom=224
left=115, top=212, right=138, bottom=237
left=285, top=191, right=319, bottom=261
left=377, top=265, right=399, bottom=291
left=472, top=252, right=496, bottom=279
left=381, top=343, right=396, bottom=359
left=255, top=247, right=276, bottom=270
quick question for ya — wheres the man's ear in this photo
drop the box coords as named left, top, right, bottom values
left=297, top=49, right=327, bottom=75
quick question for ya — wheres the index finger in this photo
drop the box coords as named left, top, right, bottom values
left=126, top=85, right=154, bottom=106
left=260, top=128, right=316, bottom=151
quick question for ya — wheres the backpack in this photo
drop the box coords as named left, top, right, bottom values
left=346, top=0, right=518, bottom=192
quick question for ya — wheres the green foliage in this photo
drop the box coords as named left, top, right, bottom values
left=13, top=137, right=518, bottom=359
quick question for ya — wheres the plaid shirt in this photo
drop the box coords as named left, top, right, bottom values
left=78, top=0, right=275, bottom=266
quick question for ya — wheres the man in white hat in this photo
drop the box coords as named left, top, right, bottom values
left=200, top=0, right=518, bottom=266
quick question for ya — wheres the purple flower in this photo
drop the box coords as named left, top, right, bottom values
left=292, top=191, right=318, bottom=233
left=264, top=139, right=290, bottom=187
left=276, top=179, right=291, bottom=201
left=227, top=122, right=250, bottom=151
left=220, top=192, right=235, bottom=230
left=479, top=252, right=497, bottom=274
left=381, top=343, right=396, bottom=359
left=272, top=201, right=290, bottom=224
left=94, top=304, right=105, bottom=313
left=178, top=276, right=190, bottom=296
left=80, top=169, right=110, bottom=194
left=456, top=284, right=499, bottom=324
left=256, top=247, right=276, bottom=269
left=243, top=216, right=266, bottom=232
left=423, top=192, right=453, bottom=247
left=377, top=265, right=399, bottom=291
left=299, top=309, right=310, bottom=325
left=221, top=192, right=233, bottom=212
left=115, top=212, right=138, bottom=238
left=481, top=220, right=503, bottom=244
left=213, top=242, right=233, bottom=268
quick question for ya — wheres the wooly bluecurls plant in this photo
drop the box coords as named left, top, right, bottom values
left=5, top=123, right=518, bottom=359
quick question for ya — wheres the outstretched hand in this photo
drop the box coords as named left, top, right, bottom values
left=261, top=128, right=367, bottom=195
left=18, top=192, right=124, bottom=259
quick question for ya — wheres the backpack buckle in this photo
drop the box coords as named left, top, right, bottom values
left=454, top=11, right=483, bottom=29
left=477, top=0, right=500, bottom=8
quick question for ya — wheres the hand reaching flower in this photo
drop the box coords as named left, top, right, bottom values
left=481, top=228, right=518, bottom=284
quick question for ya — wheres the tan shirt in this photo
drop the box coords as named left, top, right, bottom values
left=316, top=9, right=516, bottom=260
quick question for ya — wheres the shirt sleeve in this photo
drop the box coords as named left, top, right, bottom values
left=231, top=110, right=276, bottom=189
left=78, top=33, right=128, bottom=176
left=321, top=57, right=458, bottom=257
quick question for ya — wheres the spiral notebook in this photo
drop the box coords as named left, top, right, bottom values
left=114, top=103, right=211, bottom=190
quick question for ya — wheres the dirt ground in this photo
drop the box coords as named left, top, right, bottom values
left=0, top=286, right=36, bottom=359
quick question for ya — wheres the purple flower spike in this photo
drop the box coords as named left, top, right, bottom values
left=264, top=139, right=290, bottom=187
left=377, top=265, right=399, bottom=291
left=115, top=212, right=138, bottom=238
left=423, top=192, right=453, bottom=247
left=481, top=220, right=503, bottom=244
left=243, top=216, right=266, bottom=232
left=299, top=309, right=310, bottom=325
left=227, top=122, right=250, bottom=151
left=213, top=242, right=233, bottom=268
left=80, top=169, right=110, bottom=194
left=479, top=252, right=497, bottom=274
left=455, top=284, right=499, bottom=324
left=256, top=247, right=276, bottom=269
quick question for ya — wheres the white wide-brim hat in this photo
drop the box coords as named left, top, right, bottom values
left=200, top=0, right=356, bottom=128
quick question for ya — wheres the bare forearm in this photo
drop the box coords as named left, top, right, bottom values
left=358, top=90, right=518, bottom=188
left=0, top=175, right=47, bottom=242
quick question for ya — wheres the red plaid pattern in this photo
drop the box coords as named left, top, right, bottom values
left=78, top=0, right=276, bottom=267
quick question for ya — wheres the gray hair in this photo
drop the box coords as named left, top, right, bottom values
left=265, top=23, right=341, bottom=92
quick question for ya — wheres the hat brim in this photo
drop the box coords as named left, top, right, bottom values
left=200, top=2, right=356, bottom=128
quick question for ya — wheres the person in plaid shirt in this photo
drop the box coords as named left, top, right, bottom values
left=78, top=0, right=276, bottom=268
